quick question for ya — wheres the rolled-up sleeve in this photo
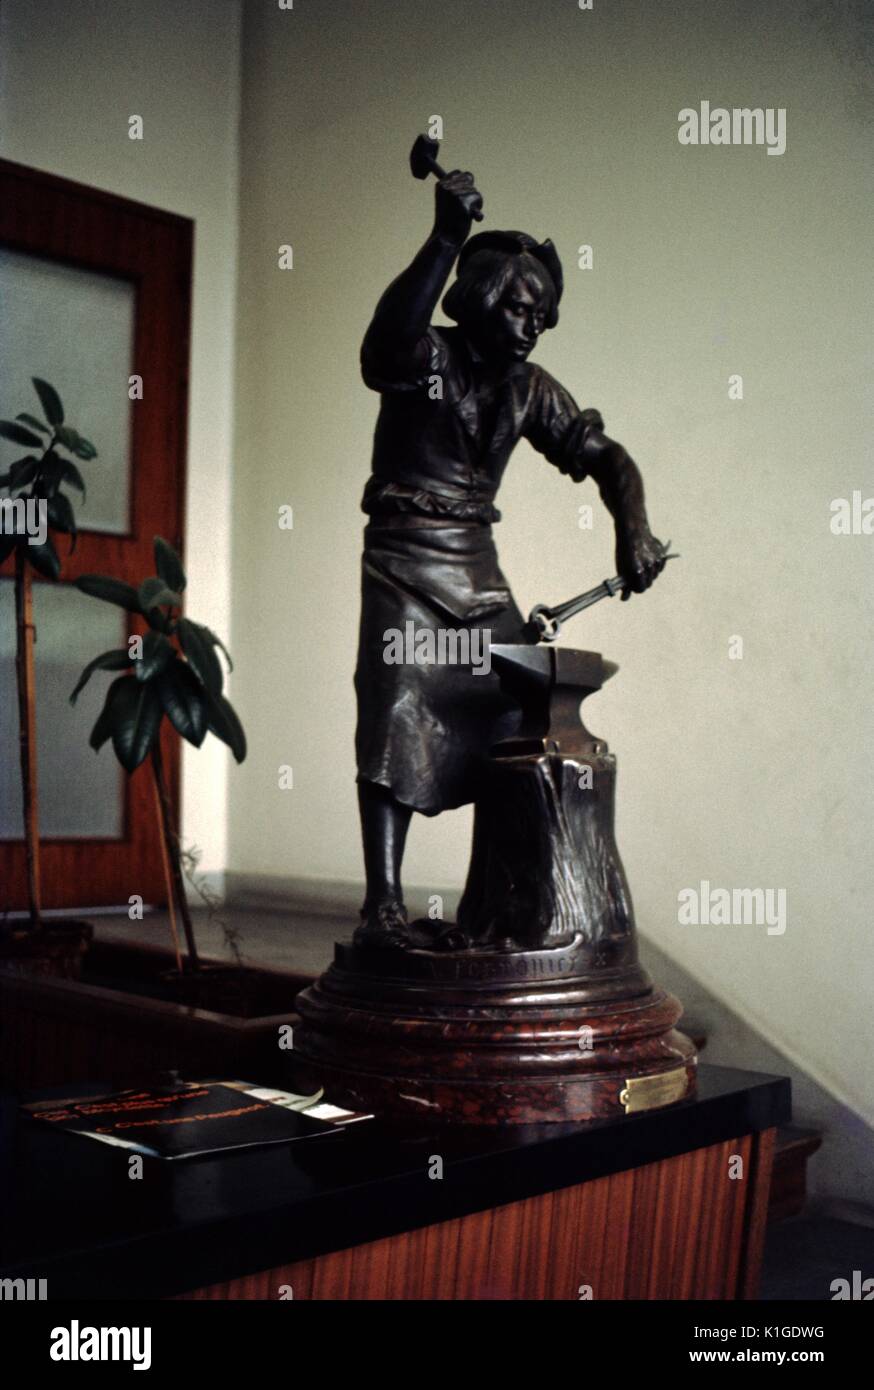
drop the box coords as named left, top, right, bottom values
left=522, top=367, right=604, bottom=482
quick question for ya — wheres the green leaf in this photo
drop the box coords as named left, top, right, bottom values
left=70, top=648, right=132, bottom=704
left=32, top=378, right=64, bottom=426
left=43, top=457, right=63, bottom=498
left=47, top=492, right=77, bottom=534
left=75, top=574, right=141, bottom=612
left=135, top=629, right=174, bottom=682
left=55, top=425, right=95, bottom=460
left=16, top=413, right=49, bottom=435
left=60, top=460, right=86, bottom=500
left=138, top=576, right=182, bottom=614
left=35, top=445, right=58, bottom=484
left=158, top=659, right=207, bottom=747
left=107, top=675, right=164, bottom=772
left=4, top=457, right=39, bottom=492
left=54, top=424, right=82, bottom=454
left=203, top=687, right=247, bottom=763
left=178, top=617, right=223, bottom=694
left=0, top=421, right=43, bottom=449
left=202, top=626, right=233, bottom=674
left=26, top=536, right=61, bottom=580
left=89, top=678, right=126, bottom=751
left=154, top=536, right=186, bottom=593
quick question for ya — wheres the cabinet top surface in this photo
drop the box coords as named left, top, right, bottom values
left=0, top=1063, right=789, bottom=1297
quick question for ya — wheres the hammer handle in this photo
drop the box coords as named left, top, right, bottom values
left=427, top=156, right=484, bottom=221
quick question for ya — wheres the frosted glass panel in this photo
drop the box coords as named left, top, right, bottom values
left=0, top=248, right=134, bottom=534
left=0, top=580, right=125, bottom=838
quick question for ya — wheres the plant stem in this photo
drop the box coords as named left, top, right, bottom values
left=150, top=768, right=184, bottom=975
left=150, top=741, right=199, bottom=972
left=14, top=548, right=41, bottom=931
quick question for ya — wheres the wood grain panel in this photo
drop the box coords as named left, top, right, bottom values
left=739, top=1125, right=776, bottom=1299
left=178, top=1130, right=775, bottom=1301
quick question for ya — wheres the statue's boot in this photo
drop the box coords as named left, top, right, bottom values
left=353, top=899, right=411, bottom=950
left=407, top=918, right=471, bottom=952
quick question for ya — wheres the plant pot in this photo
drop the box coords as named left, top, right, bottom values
left=0, top=936, right=310, bottom=1093
left=0, top=921, right=93, bottom=980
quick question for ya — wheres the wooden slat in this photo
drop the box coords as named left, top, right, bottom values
left=178, top=1132, right=776, bottom=1301
left=738, top=1126, right=777, bottom=1299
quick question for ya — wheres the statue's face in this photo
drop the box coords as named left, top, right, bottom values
left=475, top=274, right=548, bottom=366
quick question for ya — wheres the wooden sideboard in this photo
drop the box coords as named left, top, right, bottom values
left=1, top=1065, right=789, bottom=1301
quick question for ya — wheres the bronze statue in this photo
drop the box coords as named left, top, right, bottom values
left=294, top=137, right=696, bottom=1122
left=354, top=152, right=667, bottom=949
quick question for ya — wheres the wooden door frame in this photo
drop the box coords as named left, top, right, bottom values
left=0, top=158, right=192, bottom=909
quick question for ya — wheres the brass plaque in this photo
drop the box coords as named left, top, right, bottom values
left=619, top=1068, right=689, bottom=1114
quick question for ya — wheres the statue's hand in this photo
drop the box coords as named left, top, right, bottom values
left=616, top=527, right=667, bottom=600
left=433, top=170, right=483, bottom=244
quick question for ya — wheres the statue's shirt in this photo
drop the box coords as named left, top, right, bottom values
left=361, top=326, right=603, bottom=523
left=355, top=325, right=602, bottom=813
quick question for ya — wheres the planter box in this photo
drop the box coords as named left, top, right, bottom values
left=0, top=938, right=310, bottom=1092
left=0, top=923, right=93, bottom=980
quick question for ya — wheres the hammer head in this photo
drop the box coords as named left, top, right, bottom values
left=410, top=133, right=441, bottom=180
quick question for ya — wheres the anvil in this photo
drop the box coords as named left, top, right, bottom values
left=489, top=644, right=618, bottom=760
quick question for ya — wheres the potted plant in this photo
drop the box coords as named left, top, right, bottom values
left=0, top=535, right=310, bottom=1091
left=70, top=536, right=246, bottom=988
left=0, top=378, right=96, bottom=974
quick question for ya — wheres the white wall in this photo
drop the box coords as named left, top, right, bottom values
left=230, top=0, right=873, bottom=1126
left=0, top=0, right=242, bottom=879
left=3, top=0, right=869, bottom=1138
